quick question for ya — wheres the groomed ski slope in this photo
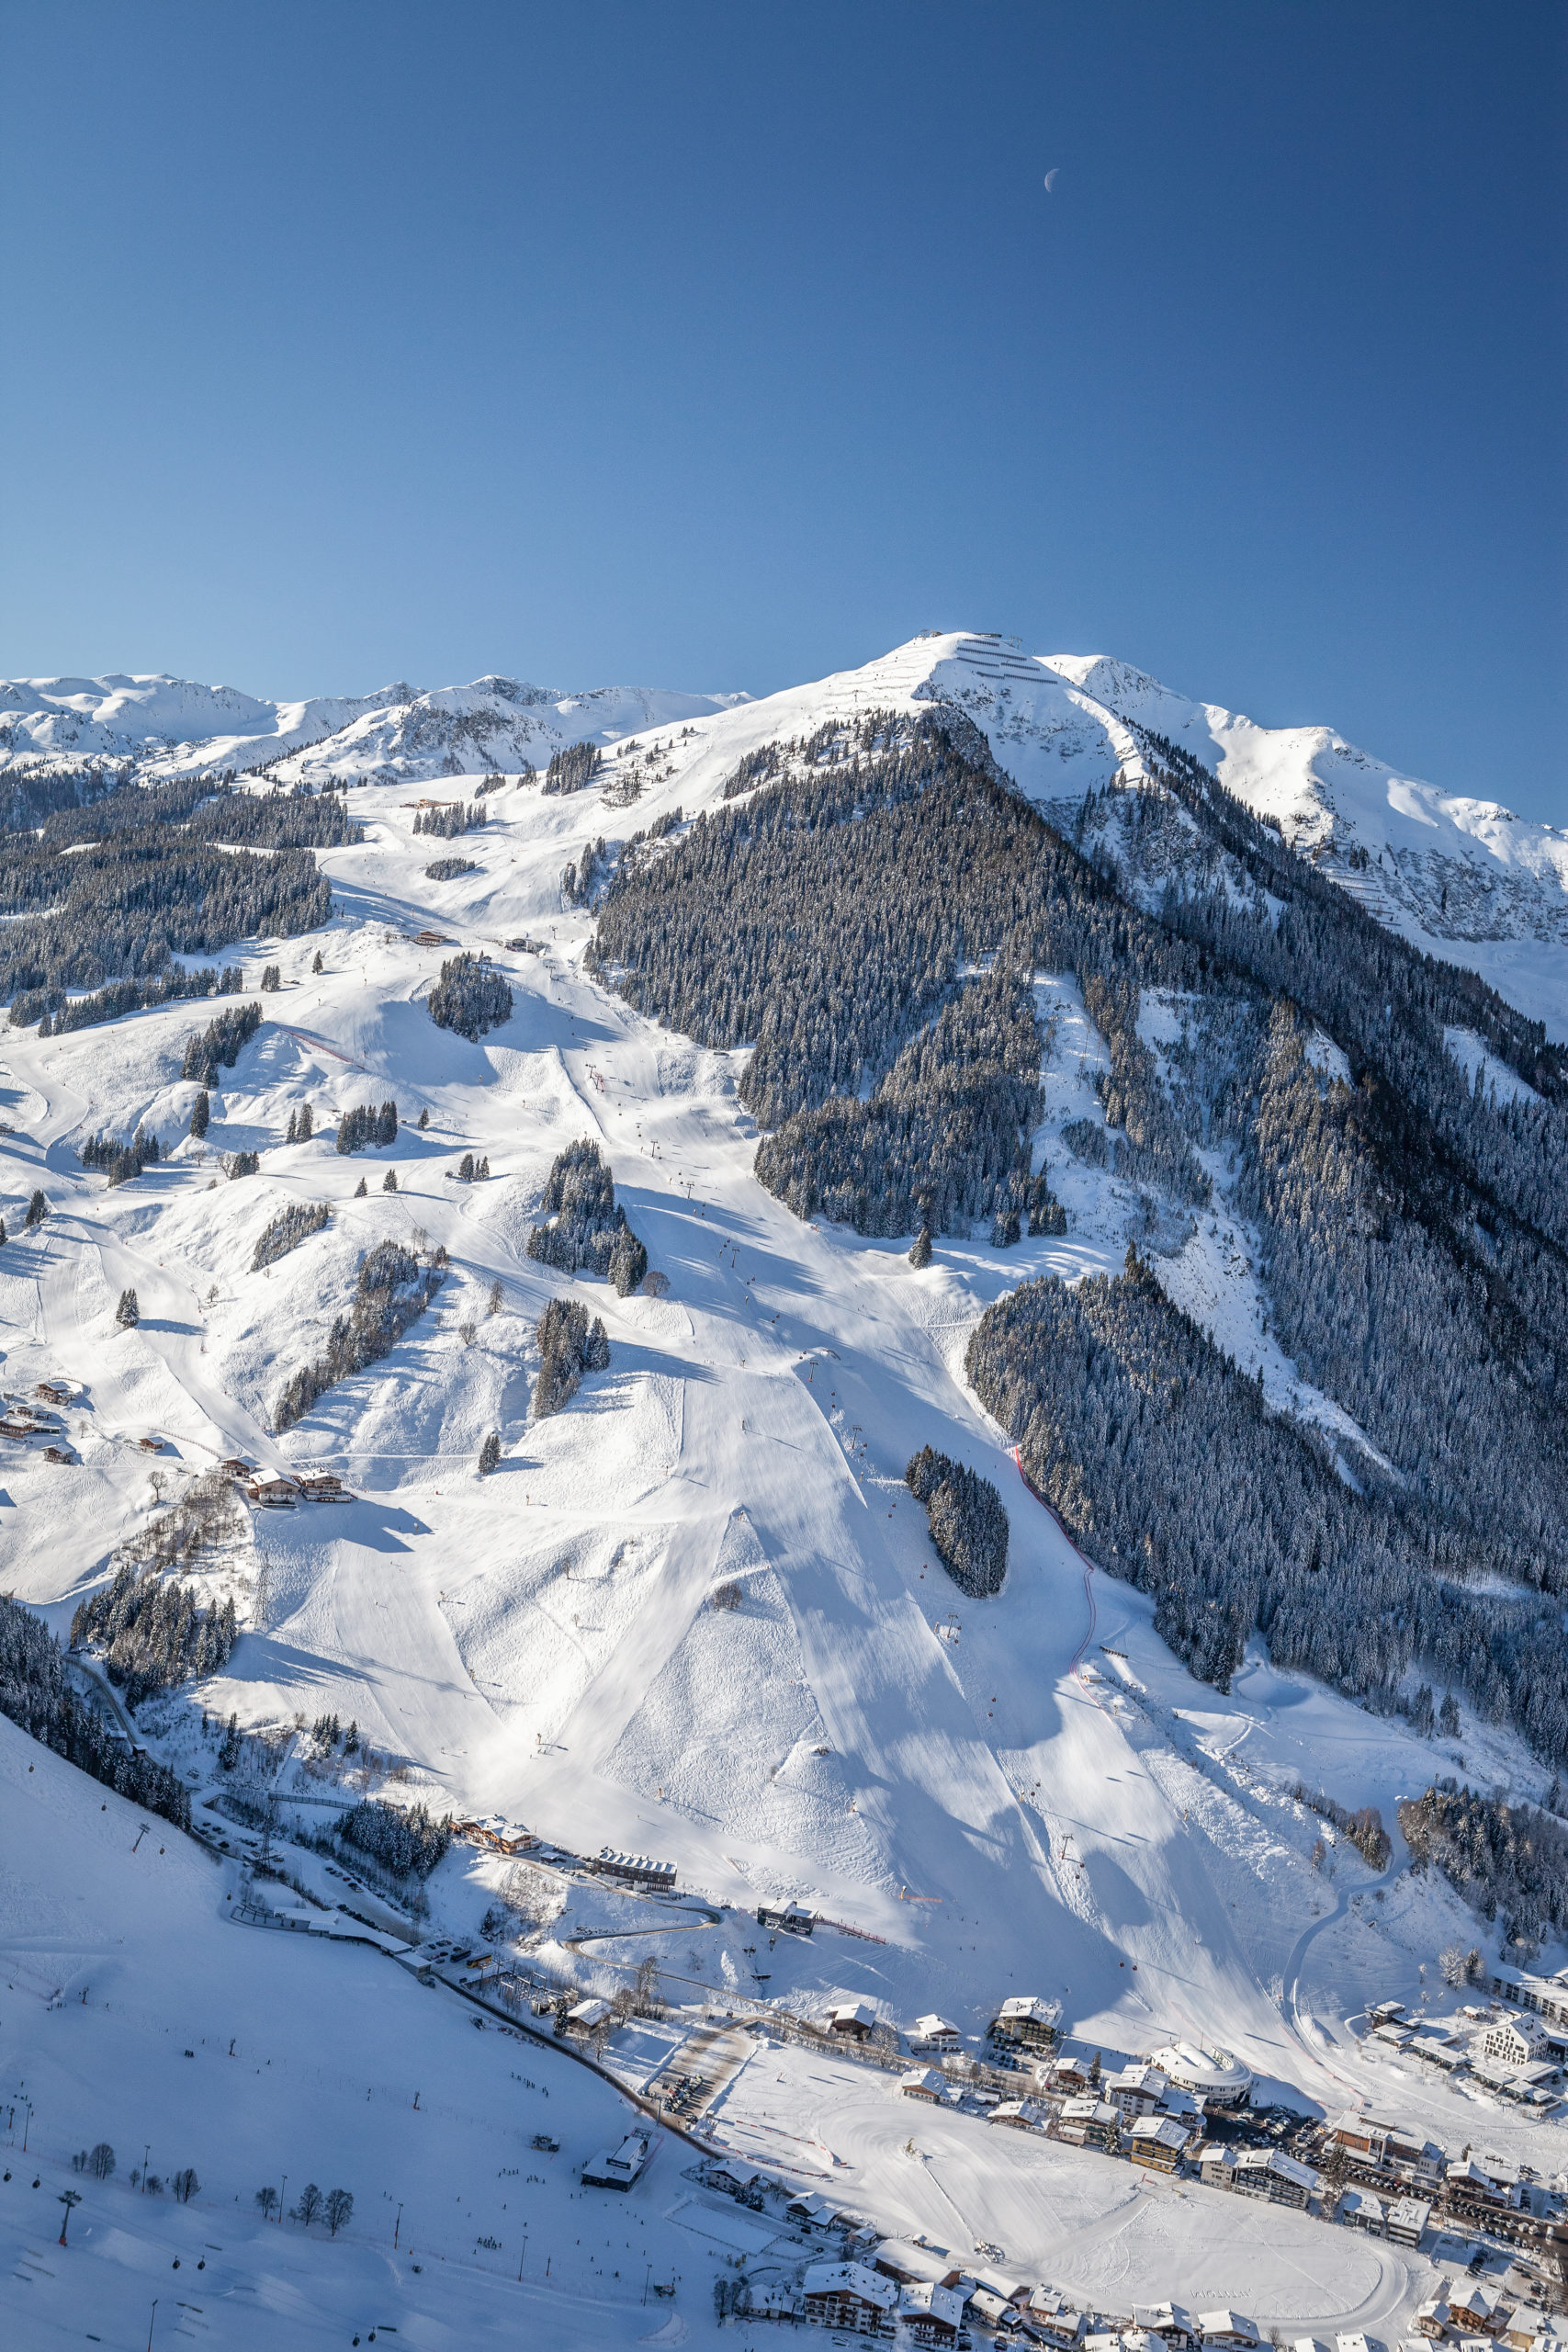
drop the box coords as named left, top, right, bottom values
left=5, top=663, right=1568, bottom=2341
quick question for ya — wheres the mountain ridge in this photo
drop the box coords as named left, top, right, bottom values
left=5, top=635, right=1562, bottom=1034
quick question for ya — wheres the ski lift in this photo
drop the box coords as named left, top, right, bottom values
left=937, top=1612, right=961, bottom=1646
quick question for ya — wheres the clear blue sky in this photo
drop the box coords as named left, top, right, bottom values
left=4, top=2, right=1563, bottom=814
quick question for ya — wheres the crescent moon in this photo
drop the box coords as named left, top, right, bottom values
left=1043, top=168, right=1059, bottom=191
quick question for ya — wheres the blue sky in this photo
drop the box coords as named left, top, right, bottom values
left=4, top=2, right=1563, bottom=815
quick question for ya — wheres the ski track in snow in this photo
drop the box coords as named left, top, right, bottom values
left=1, top=633, right=1563, bottom=2339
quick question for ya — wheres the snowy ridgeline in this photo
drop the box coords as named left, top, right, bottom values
left=7, top=629, right=1568, bottom=2347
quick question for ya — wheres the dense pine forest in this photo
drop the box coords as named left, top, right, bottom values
left=592, top=707, right=1568, bottom=1754
left=0, top=777, right=350, bottom=1005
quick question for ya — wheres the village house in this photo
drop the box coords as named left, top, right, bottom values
left=1231, top=2148, right=1317, bottom=2209
left=296, top=1470, right=348, bottom=1500
left=1413, top=2302, right=1450, bottom=2338
left=1026, top=2290, right=1091, bottom=2347
left=1482, top=2015, right=1551, bottom=2068
left=901, top=2279, right=968, bottom=2346
left=1198, top=2143, right=1237, bottom=2190
left=1107, top=2064, right=1169, bottom=2118
left=827, top=1999, right=877, bottom=2041
left=800, top=2261, right=899, bottom=2334
left=1057, top=2097, right=1121, bottom=2151
left=990, top=1995, right=1058, bottom=2052
left=871, top=2242, right=961, bottom=2288
left=563, top=1996, right=612, bottom=2037
left=246, top=1475, right=297, bottom=1508
left=910, top=2013, right=962, bottom=2048
left=1127, top=2118, right=1189, bottom=2173
left=1199, top=2315, right=1260, bottom=2351
left=899, top=2066, right=946, bottom=2104
left=1134, top=2304, right=1199, bottom=2349
left=1387, top=2197, right=1432, bottom=2248
left=1338, top=2188, right=1388, bottom=2235
left=35, top=1382, right=70, bottom=1405
left=589, top=1849, right=676, bottom=1892
left=1446, top=2158, right=1522, bottom=2214
left=1447, top=2284, right=1511, bottom=2339
left=1046, top=2054, right=1094, bottom=2096
left=757, top=1901, right=815, bottom=1936
left=989, top=2097, right=1050, bottom=2133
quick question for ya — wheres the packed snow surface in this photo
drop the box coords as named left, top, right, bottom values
left=4, top=633, right=1568, bottom=2341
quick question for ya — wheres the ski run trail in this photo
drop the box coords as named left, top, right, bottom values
left=1, top=633, right=1564, bottom=2347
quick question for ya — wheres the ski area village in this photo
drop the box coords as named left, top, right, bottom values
left=5, top=637, right=1568, bottom=2350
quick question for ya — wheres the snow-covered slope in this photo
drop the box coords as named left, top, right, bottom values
left=5, top=692, right=1567, bottom=2332
left=0, top=672, right=750, bottom=786
left=6, top=637, right=1560, bottom=1031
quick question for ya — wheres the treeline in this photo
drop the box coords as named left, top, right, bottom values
left=428, top=953, right=512, bottom=1041
left=413, top=799, right=487, bottom=838
left=525, top=1138, right=646, bottom=1292
left=0, top=779, right=343, bottom=1003
left=274, top=1238, right=446, bottom=1431
left=590, top=710, right=1194, bottom=1136
left=182, top=1001, right=262, bottom=1083
left=340, top=1797, right=451, bottom=1879
left=22, top=963, right=245, bottom=1036
left=905, top=1446, right=1009, bottom=1597
left=755, top=968, right=1063, bottom=1240
left=966, top=1255, right=1568, bottom=1762
left=534, top=1296, right=611, bottom=1419
left=0, top=1591, right=192, bottom=1829
left=1400, top=1782, right=1568, bottom=1948
left=252, top=1202, right=330, bottom=1270
left=70, top=1565, right=239, bottom=1708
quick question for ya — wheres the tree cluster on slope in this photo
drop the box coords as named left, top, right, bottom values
left=70, top=1565, right=238, bottom=1708
left=413, top=798, right=488, bottom=838
left=273, top=1238, right=446, bottom=1431
left=339, top=1797, right=452, bottom=1879
left=1400, top=1781, right=1568, bottom=1949
left=427, top=952, right=513, bottom=1041
left=966, top=1254, right=1568, bottom=1760
left=0, top=1591, right=192, bottom=1828
left=81, top=1125, right=161, bottom=1188
left=181, top=1001, right=262, bottom=1084
left=533, top=1296, right=611, bottom=1419
left=905, top=1445, right=1009, bottom=1597
left=542, top=741, right=601, bottom=797
left=251, top=1201, right=331, bottom=1270
left=1292, top=1784, right=1392, bottom=1870
left=525, top=1137, right=647, bottom=1292
left=335, top=1100, right=398, bottom=1153
left=423, top=856, right=479, bottom=881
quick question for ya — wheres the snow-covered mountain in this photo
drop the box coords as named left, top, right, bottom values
left=6, top=636, right=1562, bottom=1033
left=3, top=631, right=1566, bottom=2339
left=0, top=669, right=751, bottom=786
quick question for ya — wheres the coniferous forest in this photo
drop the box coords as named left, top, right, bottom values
left=591, top=707, right=1568, bottom=1756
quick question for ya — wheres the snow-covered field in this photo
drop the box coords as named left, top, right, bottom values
left=4, top=639, right=1566, bottom=2342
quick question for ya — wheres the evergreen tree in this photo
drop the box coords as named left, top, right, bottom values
left=908, top=1225, right=932, bottom=1268
left=355, top=1176, right=367, bottom=1198
left=190, top=1090, right=209, bottom=1139
left=478, top=1430, right=501, bottom=1476
left=24, top=1190, right=46, bottom=1229
left=115, top=1289, right=140, bottom=1329
left=382, top=1169, right=398, bottom=1192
